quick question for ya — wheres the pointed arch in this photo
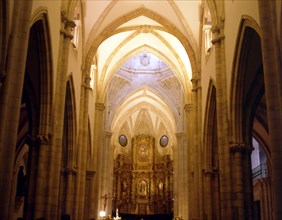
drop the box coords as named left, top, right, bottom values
left=206, top=0, right=219, bottom=27
left=30, top=8, right=53, bottom=137
left=202, top=79, right=220, bottom=220
left=65, top=74, right=78, bottom=167
left=85, top=7, right=198, bottom=82
left=134, top=109, right=155, bottom=136
left=203, top=79, right=217, bottom=171
left=111, top=88, right=176, bottom=136
left=101, top=44, right=187, bottom=103
left=230, top=15, right=262, bottom=144
left=58, top=74, right=77, bottom=217
left=8, top=9, right=54, bottom=218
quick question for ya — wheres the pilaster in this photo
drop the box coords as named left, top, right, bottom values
left=33, top=134, right=52, bottom=219
left=258, top=1, right=282, bottom=219
left=99, top=131, right=113, bottom=216
left=46, top=9, right=75, bottom=220
left=93, top=102, right=106, bottom=219
left=229, top=142, right=253, bottom=220
left=184, top=103, right=193, bottom=220
left=175, top=132, right=187, bottom=219
left=211, top=17, right=233, bottom=220
left=75, top=69, right=92, bottom=220
left=65, top=167, right=77, bottom=217
left=203, top=169, right=213, bottom=220
left=191, top=77, right=202, bottom=220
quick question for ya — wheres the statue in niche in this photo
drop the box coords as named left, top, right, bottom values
left=158, top=180, right=164, bottom=196
left=138, top=179, right=147, bottom=197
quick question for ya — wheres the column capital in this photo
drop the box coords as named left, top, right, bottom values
left=95, top=102, right=105, bottom=111
left=83, top=74, right=92, bottom=89
left=203, top=169, right=213, bottom=176
left=103, top=131, right=112, bottom=138
left=211, top=16, right=225, bottom=45
left=36, top=134, right=51, bottom=145
left=176, top=132, right=186, bottom=139
left=211, top=23, right=225, bottom=45
left=191, top=77, right=201, bottom=92
left=229, top=142, right=253, bottom=154
left=26, top=134, right=51, bottom=147
left=184, top=103, right=193, bottom=112
left=64, top=167, right=77, bottom=175
left=86, top=170, right=96, bottom=177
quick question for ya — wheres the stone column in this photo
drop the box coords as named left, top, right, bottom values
left=93, top=102, right=105, bottom=219
left=258, top=1, right=282, bottom=219
left=0, top=2, right=32, bottom=219
left=191, top=77, right=202, bottom=220
left=76, top=72, right=92, bottom=220
left=184, top=103, right=193, bottom=219
left=100, top=131, right=113, bottom=216
left=172, top=144, right=179, bottom=217
left=203, top=169, right=213, bottom=220
left=229, top=143, right=253, bottom=220
left=65, top=168, right=76, bottom=217
left=25, top=136, right=40, bottom=219
left=175, top=132, right=187, bottom=219
left=33, top=134, right=51, bottom=219
left=98, top=132, right=113, bottom=216
left=46, top=10, right=75, bottom=220
left=108, top=144, right=115, bottom=216
left=211, top=19, right=233, bottom=219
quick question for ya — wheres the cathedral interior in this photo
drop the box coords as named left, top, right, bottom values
left=0, top=0, right=282, bottom=220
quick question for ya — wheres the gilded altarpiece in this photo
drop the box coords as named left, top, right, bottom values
left=113, top=134, right=173, bottom=216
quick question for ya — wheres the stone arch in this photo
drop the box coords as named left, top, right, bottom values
left=58, top=74, right=77, bottom=217
left=229, top=16, right=272, bottom=220
left=230, top=15, right=262, bottom=145
left=85, top=7, right=198, bottom=83
left=206, top=0, right=219, bottom=26
left=10, top=9, right=54, bottom=219
left=30, top=8, right=53, bottom=137
left=67, top=0, right=85, bottom=20
left=111, top=88, right=177, bottom=138
left=101, top=45, right=188, bottom=103
left=64, top=74, right=77, bottom=168
left=202, top=79, right=220, bottom=220
left=203, top=79, right=217, bottom=171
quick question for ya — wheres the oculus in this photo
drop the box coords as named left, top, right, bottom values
left=160, top=135, right=169, bottom=147
left=119, top=134, right=127, bottom=147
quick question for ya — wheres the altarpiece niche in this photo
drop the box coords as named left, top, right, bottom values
left=112, top=134, right=173, bottom=216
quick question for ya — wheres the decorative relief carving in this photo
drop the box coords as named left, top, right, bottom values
left=113, top=134, right=173, bottom=215
left=60, top=9, right=76, bottom=40
left=137, top=144, right=149, bottom=162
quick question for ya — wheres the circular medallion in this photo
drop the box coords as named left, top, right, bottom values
left=119, top=135, right=127, bottom=147
left=160, top=135, right=169, bottom=147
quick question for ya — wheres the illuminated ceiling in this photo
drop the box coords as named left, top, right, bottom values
left=83, top=0, right=201, bottom=151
